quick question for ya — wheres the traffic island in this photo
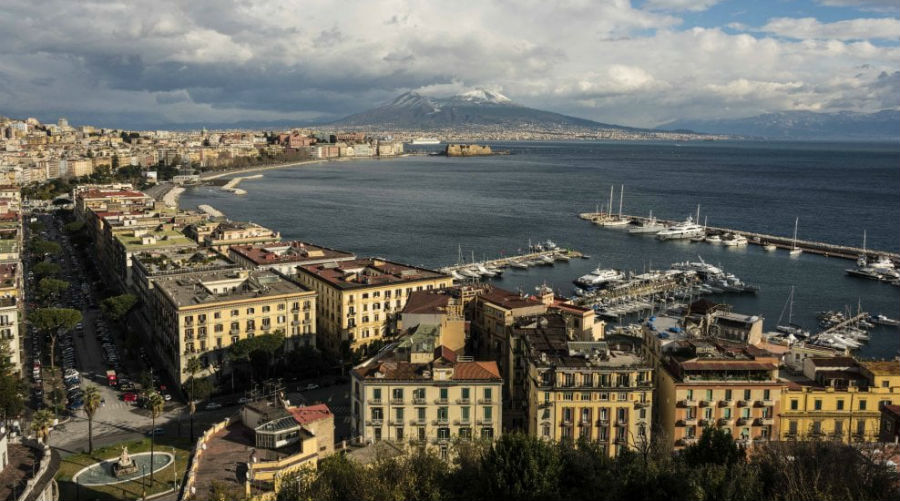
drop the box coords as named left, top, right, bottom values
left=55, top=437, right=191, bottom=500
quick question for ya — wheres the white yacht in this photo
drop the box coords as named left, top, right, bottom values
left=656, top=216, right=706, bottom=240
left=869, top=255, right=899, bottom=279
left=722, top=234, right=748, bottom=246
left=628, top=211, right=665, bottom=234
left=763, top=242, right=777, bottom=251
left=705, top=234, right=722, bottom=244
left=574, top=267, right=625, bottom=287
left=670, top=257, right=724, bottom=278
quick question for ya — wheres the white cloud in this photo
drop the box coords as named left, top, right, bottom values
left=816, top=0, right=900, bottom=13
left=760, top=17, right=900, bottom=41
left=643, top=0, right=721, bottom=12
left=0, top=1, right=897, bottom=128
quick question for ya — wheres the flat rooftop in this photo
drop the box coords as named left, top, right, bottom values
left=478, top=286, right=545, bottom=310
left=114, top=229, right=195, bottom=251
left=154, top=268, right=310, bottom=308
left=517, top=315, right=647, bottom=369
left=230, top=241, right=355, bottom=266
left=298, top=258, right=447, bottom=290
left=134, top=247, right=236, bottom=276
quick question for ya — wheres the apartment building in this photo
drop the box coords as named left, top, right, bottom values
left=148, top=268, right=316, bottom=383
left=203, top=221, right=281, bottom=251
left=228, top=241, right=355, bottom=275
left=351, top=338, right=502, bottom=458
left=0, top=263, right=21, bottom=374
left=655, top=339, right=782, bottom=449
left=509, top=314, right=652, bottom=454
left=399, top=288, right=469, bottom=353
left=293, top=258, right=451, bottom=353
left=779, top=358, right=900, bottom=443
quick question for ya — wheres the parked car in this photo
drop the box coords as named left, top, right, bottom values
left=122, top=392, right=138, bottom=402
left=303, top=383, right=320, bottom=391
left=204, top=402, right=222, bottom=410
left=146, top=427, right=165, bottom=437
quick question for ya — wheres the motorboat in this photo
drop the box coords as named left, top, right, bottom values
left=544, top=240, right=559, bottom=250
left=575, top=267, right=625, bottom=287
left=705, top=234, right=722, bottom=244
left=459, top=268, right=481, bottom=279
left=475, top=265, right=498, bottom=278
left=763, top=242, right=777, bottom=251
left=450, top=270, right=466, bottom=281
left=509, top=261, right=529, bottom=269
left=656, top=216, right=706, bottom=240
left=722, top=234, right=748, bottom=246
left=628, top=212, right=665, bottom=234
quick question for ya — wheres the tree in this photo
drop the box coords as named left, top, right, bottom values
left=29, top=308, right=82, bottom=370
left=101, top=294, right=138, bottom=322
left=63, top=221, right=85, bottom=234
left=31, top=408, right=55, bottom=444
left=146, top=390, right=166, bottom=482
left=29, top=220, right=46, bottom=233
left=683, top=426, right=746, bottom=468
left=83, top=385, right=102, bottom=453
left=0, top=340, right=25, bottom=425
left=183, top=356, right=203, bottom=443
left=32, top=261, right=61, bottom=278
left=29, top=238, right=61, bottom=256
left=479, top=433, right=563, bottom=501
left=38, top=277, right=69, bottom=300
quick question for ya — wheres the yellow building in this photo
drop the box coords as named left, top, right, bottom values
left=514, top=314, right=652, bottom=456
left=203, top=221, right=280, bottom=251
left=294, top=258, right=451, bottom=354
left=148, top=268, right=316, bottom=384
left=351, top=341, right=502, bottom=460
left=779, top=358, right=900, bottom=443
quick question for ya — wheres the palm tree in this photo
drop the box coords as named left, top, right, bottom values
left=82, top=385, right=102, bottom=453
left=146, top=391, right=166, bottom=482
left=31, top=408, right=55, bottom=444
left=183, top=356, right=202, bottom=443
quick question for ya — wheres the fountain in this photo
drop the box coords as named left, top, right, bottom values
left=112, top=446, right=139, bottom=477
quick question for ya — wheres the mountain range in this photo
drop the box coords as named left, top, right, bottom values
left=330, top=89, right=637, bottom=131
left=658, top=110, right=900, bottom=141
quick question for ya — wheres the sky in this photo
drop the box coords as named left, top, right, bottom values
left=0, top=0, right=898, bottom=129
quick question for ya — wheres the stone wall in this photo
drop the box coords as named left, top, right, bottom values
left=445, top=144, right=493, bottom=157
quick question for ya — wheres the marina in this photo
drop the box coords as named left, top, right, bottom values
left=579, top=211, right=900, bottom=263
left=439, top=241, right=584, bottom=280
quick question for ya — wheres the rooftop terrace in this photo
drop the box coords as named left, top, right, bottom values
left=154, top=268, right=310, bottom=307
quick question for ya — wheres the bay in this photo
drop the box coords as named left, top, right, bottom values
left=180, top=140, right=900, bottom=359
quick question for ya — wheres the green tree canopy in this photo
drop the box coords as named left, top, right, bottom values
left=29, top=238, right=61, bottom=256
left=101, top=294, right=138, bottom=321
left=29, top=308, right=82, bottom=333
left=32, top=261, right=61, bottom=278
left=63, top=221, right=85, bottom=233
left=38, top=277, right=69, bottom=299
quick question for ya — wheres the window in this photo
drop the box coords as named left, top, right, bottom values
left=542, top=424, right=550, bottom=437
left=461, top=388, right=470, bottom=401
left=834, top=420, right=843, bottom=435
left=481, top=427, right=494, bottom=439
left=371, top=407, right=383, bottom=421
left=859, top=400, right=867, bottom=411
left=231, top=309, right=239, bottom=317
left=372, top=388, right=382, bottom=402
left=483, top=388, right=493, bottom=402
left=563, top=407, right=573, bottom=423
left=723, top=408, right=732, bottom=419
left=461, top=406, right=470, bottom=422
left=437, top=427, right=450, bottom=440
left=396, top=427, right=404, bottom=440
left=705, top=389, right=713, bottom=401
left=686, top=389, right=693, bottom=400
left=437, top=407, right=448, bottom=422
left=413, top=388, right=425, bottom=402
left=262, top=305, right=270, bottom=313
left=418, top=427, right=426, bottom=441
left=814, top=399, right=822, bottom=410
left=483, top=407, right=493, bottom=421
left=837, top=400, right=844, bottom=410
left=395, top=407, right=404, bottom=421
left=856, top=420, right=865, bottom=435
left=763, top=389, right=770, bottom=400
left=417, top=408, right=426, bottom=421
left=790, top=399, right=798, bottom=410
left=439, top=388, right=448, bottom=402
left=725, top=389, right=732, bottom=401
left=247, top=307, right=255, bottom=314
left=392, top=388, right=403, bottom=402
left=788, top=420, right=798, bottom=434
left=743, top=389, right=751, bottom=401
left=565, top=373, right=575, bottom=386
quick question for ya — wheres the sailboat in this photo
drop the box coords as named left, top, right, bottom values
left=775, top=286, right=809, bottom=338
left=789, top=217, right=802, bottom=256
left=597, top=184, right=630, bottom=227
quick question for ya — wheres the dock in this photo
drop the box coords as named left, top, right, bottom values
left=817, top=312, right=869, bottom=336
left=439, top=249, right=583, bottom=274
left=578, top=212, right=899, bottom=262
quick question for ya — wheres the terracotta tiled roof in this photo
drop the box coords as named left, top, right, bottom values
left=403, top=291, right=452, bottom=314
left=454, top=361, right=501, bottom=380
left=808, top=357, right=857, bottom=368
left=288, top=403, right=333, bottom=425
left=479, top=287, right=543, bottom=310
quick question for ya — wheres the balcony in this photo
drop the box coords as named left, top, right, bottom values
left=736, top=417, right=749, bottom=425
left=434, top=398, right=449, bottom=405
left=455, top=419, right=471, bottom=426
left=719, top=400, right=733, bottom=407
left=597, top=418, right=610, bottom=427
left=389, top=419, right=404, bottom=426
left=291, top=306, right=300, bottom=313
left=431, top=437, right=451, bottom=445
left=291, top=320, right=300, bottom=326
left=229, top=328, right=240, bottom=335
left=699, top=418, right=711, bottom=427
left=456, top=398, right=471, bottom=404
left=757, top=417, right=774, bottom=426
left=433, top=418, right=450, bottom=426
left=718, top=418, right=732, bottom=426
left=410, top=418, right=426, bottom=426
left=679, top=438, right=698, bottom=446
left=758, top=399, right=774, bottom=407
left=614, top=420, right=628, bottom=428
left=737, top=400, right=750, bottom=407
left=634, top=401, right=649, bottom=409
left=698, top=400, right=711, bottom=407
left=368, top=398, right=383, bottom=405
left=261, top=324, right=272, bottom=331
left=366, top=419, right=383, bottom=427
left=390, top=398, right=404, bottom=405
left=682, top=417, right=697, bottom=426
left=478, top=398, right=493, bottom=405
left=412, top=398, right=426, bottom=405
left=477, top=418, right=493, bottom=426
left=680, top=398, right=697, bottom=407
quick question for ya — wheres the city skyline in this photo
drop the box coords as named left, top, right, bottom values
left=0, top=0, right=898, bottom=129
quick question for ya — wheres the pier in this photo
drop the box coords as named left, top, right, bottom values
left=578, top=212, right=899, bottom=262
left=439, top=249, right=584, bottom=274
left=817, top=312, right=869, bottom=336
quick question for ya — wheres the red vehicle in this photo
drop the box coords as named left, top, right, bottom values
left=106, top=370, right=117, bottom=387
left=122, top=392, right=137, bottom=402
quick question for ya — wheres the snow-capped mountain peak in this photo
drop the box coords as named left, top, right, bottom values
left=454, top=88, right=512, bottom=104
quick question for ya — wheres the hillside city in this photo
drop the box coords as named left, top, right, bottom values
left=0, top=116, right=897, bottom=501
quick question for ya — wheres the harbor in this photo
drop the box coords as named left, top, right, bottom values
left=579, top=211, right=900, bottom=262
left=439, top=241, right=584, bottom=280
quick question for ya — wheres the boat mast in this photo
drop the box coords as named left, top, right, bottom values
left=695, top=204, right=700, bottom=223
left=618, top=184, right=624, bottom=218
left=608, top=185, right=613, bottom=215
left=788, top=285, right=794, bottom=324
left=793, top=217, right=799, bottom=249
